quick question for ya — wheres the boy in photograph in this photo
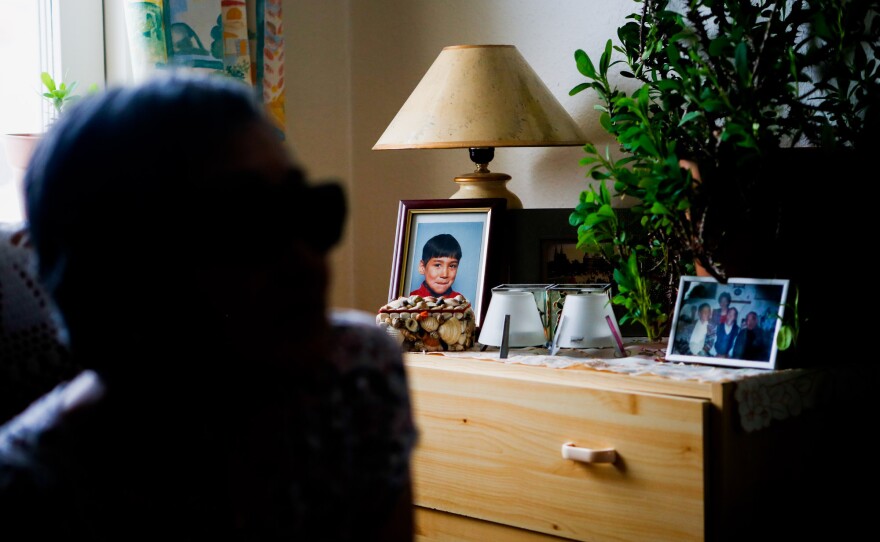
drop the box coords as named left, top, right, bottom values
left=410, top=233, right=464, bottom=298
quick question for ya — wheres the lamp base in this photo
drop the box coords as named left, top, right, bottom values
left=451, top=171, right=523, bottom=209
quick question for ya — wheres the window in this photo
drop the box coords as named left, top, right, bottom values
left=0, top=0, right=104, bottom=223
left=0, top=1, right=41, bottom=222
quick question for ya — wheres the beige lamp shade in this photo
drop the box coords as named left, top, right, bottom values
left=373, top=45, right=586, bottom=149
left=372, top=45, right=586, bottom=208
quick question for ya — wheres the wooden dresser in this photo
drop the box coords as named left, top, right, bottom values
left=404, top=353, right=863, bottom=542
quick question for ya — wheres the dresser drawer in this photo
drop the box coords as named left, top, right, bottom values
left=407, top=359, right=708, bottom=541
left=415, top=507, right=572, bottom=541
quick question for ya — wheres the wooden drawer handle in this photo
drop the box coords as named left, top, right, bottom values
left=561, top=442, right=617, bottom=464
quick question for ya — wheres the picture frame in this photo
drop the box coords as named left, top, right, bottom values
left=389, top=198, right=506, bottom=327
left=540, top=238, right=611, bottom=284
left=666, top=276, right=790, bottom=369
left=503, top=208, right=642, bottom=336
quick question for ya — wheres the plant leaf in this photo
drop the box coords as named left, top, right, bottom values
left=41, top=71, right=56, bottom=92
left=575, top=49, right=597, bottom=79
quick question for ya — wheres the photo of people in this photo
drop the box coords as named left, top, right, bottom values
left=666, top=276, right=789, bottom=369
left=406, top=221, right=484, bottom=306
left=390, top=199, right=505, bottom=329
left=409, top=233, right=464, bottom=298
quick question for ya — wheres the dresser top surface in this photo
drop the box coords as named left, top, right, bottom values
left=403, top=352, right=731, bottom=401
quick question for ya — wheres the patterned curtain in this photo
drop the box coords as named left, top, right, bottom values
left=123, top=0, right=285, bottom=137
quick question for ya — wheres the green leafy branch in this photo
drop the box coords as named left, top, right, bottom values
left=569, top=179, right=679, bottom=343
left=568, top=36, right=694, bottom=341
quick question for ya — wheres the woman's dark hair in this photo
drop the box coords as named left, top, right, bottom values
left=22, top=71, right=345, bottom=374
left=718, top=292, right=732, bottom=304
left=25, top=72, right=270, bottom=294
left=421, top=233, right=462, bottom=262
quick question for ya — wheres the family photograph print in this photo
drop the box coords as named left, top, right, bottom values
left=666, top=276, right=790, bottom=369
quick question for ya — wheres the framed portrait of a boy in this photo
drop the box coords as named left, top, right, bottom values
left=389, top=198, right=506, bottom=327
left=666, top=276, right=790, bottom=369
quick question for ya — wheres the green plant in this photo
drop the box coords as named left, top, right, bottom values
left=571, top=177, right=681, bottom=341
left=40, top=71, right=97, bottom=121
left=41, top=71, right=79, bottom=119
left=569, top=0, right=878, bottom=341
left=776, top=287, right=800, bottom=351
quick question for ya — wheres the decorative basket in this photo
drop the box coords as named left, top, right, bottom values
left=376, top=294, right=476, bottom=352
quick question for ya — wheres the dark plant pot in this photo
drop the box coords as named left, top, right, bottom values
left=691, top=147, right=857, bottom=367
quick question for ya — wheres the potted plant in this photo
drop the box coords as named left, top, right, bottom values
left=39, top=71, right=89, bottom=122
left=3, top=72, right=93, bottom=207
left=568, top=0, right=878, bottom=350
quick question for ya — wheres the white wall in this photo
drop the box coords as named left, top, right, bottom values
left=105, top=0, right=635, bottom=314
left=342, top=0, right=633, bottom=312
left=284, top=0, right=354, bottom=310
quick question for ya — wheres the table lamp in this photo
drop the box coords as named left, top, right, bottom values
left=372, top=44, right=587, bottom=209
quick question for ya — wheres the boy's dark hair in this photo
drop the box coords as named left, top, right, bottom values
left=421, top=233, right=462, bottom=262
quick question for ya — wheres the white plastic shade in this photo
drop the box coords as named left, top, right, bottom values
left=478, top=291, right=546, bottom=347
left=556, top=293, right=617, bottom=349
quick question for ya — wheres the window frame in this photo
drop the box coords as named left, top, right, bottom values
left=40, top=0, right=106, bottom=128
left=0, top=0, right=104, bottom=223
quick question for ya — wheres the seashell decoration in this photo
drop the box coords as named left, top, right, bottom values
left=405, top=318, right=419, bottom=332
left=378, top=294, right=477, bottom=352
left=418, top=315, right=440, bottom=332
left=378, top=321, right=405, bottom=346
left=438, top=317, right=462, bottom=345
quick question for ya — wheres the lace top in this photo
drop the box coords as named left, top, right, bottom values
left=0, top=223, right=80, bottom=424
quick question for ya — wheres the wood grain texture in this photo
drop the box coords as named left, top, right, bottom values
left=406, top=354, right=708, bottom=541
left=415, top=507, right=573, bottom=541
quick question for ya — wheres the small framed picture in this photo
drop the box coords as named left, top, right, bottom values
left=665, top=276, right=790, bottom=369
left=389, top=198, right=507, bottom=327
left=541, top=238, right=612, bottom=284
